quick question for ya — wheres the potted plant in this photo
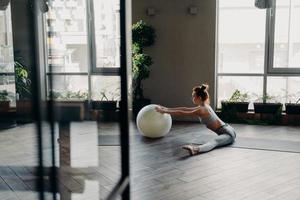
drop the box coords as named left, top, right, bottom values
left=49, top=90, right=88, bottom=121
left=15, top=60, right=32, bottom=100
left=285, top=97, right=300, bottom=115
left=221, top=90, right=249, bottom=113
left=91, top=89, right=120, bottom=122
left=15, top=60, right=33, bottom=120
left=132, top=20, right=156, bottom=117
left=0, top=90, right=13, bottom=112
left=92, top=89, right=119, bottom=111
left=253, top=93, right=283, bottom=114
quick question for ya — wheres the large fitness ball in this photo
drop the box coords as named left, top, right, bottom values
left=136, top=104, right=172, bottom=138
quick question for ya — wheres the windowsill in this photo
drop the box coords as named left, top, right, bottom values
left=216, top=110, right=300, bottom=125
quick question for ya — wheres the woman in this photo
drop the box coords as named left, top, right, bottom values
left=155, top=84, right=236, bottom=156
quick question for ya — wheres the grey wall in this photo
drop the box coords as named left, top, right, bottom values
left=11, top=0, right=34, bottom=68
left=132, top=0, right=216, bottom=120
left=11, top=0, right=47, bottom=99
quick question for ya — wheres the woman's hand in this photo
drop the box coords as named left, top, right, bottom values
left=155, top=106, right=166, bottom=114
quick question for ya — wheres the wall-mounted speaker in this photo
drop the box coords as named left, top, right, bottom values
left=255, top=0, right=272, bottom=9
left=146, top=7, right=156, bottom=16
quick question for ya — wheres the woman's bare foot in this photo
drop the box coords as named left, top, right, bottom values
left=182, top=144, right=200, bottom=156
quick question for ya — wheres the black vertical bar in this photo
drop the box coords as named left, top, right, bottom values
left=119, top=0, right=130, bottom=199
left=47, top=0, right=58, bottom=199
left=30, top=0, right=45, bottom=199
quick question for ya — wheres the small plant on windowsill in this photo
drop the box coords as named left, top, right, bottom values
left=49, top=90, right=89, bottom=122
left=284, top=92, right=300, bottom=115
left=0, top=90, right=14, bottom=112
left=49, top=90, right=88, bottom=101
left=91, top=89, right=120, bottom=122
left=253, top=93, right=283, bottom=114
left=92, top=89, right=120, bottom=111
left=221, top=90, right=250, bottom=113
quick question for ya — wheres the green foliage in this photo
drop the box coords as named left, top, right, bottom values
left=14, top=60, right=32, bottom=99
left=132, top=20, right=156, bottom=100
left=0, top=90, right=14, bottom=101
left=254, top=93, right=278, bottom=103
left=227, top=90, right=249, bottom=102
left=99, top=88, right=120, bottom=101
left=49, top=90, right=88, bottom=100
left=132, top=54, right=152, bottom=80
left=132, top=43, right=142, bottom=55
left=281, top=90, right=300, bottom=104
left=132, top=20, right=156, bottom=47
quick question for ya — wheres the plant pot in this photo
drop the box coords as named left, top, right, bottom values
left=0, top=101, right=10, bottom=112
left=52, top=100, right=85, bottom=122
left=254, top=103, right=283, bottom=114
left=16, top=100, right=33, bottom=121
left=132, top=98, right=151, bottom=117
left=285, top=103, right=300, bottom=115
left=91, top=101, right=119, bottom=122
left=221, top=101, right=249, bottom=113
left=92, top=101, right=117, bottom=111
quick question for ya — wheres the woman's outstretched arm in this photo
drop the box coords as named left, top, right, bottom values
left=155, top=106, right=201, bottom=117
left=160, top=106, right=199, bottom=111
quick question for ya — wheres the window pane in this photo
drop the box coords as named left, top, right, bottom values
left=217, top=76, right=263, bottom=109
left=267, top=76, right=300, bottom=104
left=49, top=75, right=88, bottom=99
left=0, top=75, right=16, bottom=106
left=274, top=0, right=300, bottom=68
left=0, top=6, right=15, bottom=106
left=0, top=6, right=14, bottom=73
left=46, top=0, right=88, bottom=73
left=93, top=0, right=120, bottom=68
left=91, top=76, right=120, bottom=100
left=218, top=0, right=265, bottom=73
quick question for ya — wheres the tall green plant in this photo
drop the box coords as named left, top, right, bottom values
left=132, top=20, right=156, bottom=100
left=15, top=60, right=32, bottom=99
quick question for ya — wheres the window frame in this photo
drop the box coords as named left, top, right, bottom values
left=267, top=0, right=300, bottom=74
left=88, top=0, right=121, bottom=75
left=45, top=0, right=121, bottom=101
left=216, top=0, right=300, bottom=109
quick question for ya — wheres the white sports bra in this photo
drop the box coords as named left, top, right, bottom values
left=198, top=104, right=225, bottom=126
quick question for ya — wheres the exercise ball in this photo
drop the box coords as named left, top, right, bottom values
left=136, top=104, right=172, bottom=138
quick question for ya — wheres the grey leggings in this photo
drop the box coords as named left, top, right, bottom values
left=198, top=124, right=236, bottom=153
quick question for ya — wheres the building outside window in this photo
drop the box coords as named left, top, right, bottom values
left=46, top=0, right=120, bottom=101
left=0, top=4, right=15, bottom=106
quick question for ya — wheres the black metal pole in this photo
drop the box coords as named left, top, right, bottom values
left=46, top=0, right=58, bottom=199
left=119, top=0, right=130, bottom=199
left=30, top=0, right=44, bottom=199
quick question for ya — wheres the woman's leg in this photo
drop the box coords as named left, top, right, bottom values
left=199, top=134, right=233, bottom=152
left=183, top=134, right=234, bottom=155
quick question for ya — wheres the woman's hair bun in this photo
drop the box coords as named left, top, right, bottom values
left=200, top=83, right=209, bottom=91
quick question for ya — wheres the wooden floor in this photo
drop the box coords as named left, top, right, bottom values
left=0, top=122, right=300, bottom=200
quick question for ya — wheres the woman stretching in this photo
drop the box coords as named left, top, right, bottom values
left=155, top=84, right=236, bottom=156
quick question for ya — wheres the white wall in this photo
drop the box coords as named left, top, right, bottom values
left=132, top=0, right=216, bottom=120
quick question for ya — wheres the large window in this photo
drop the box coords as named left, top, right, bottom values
left=217, top=0, right=300, bottom=109
left=46, top=0, right=121, bottom=100
left=0, top=5, right=15, bottom=105
left=93, top=0, right=120, bottom=70
left=218, top=0, right=266, bottom=74
left=272, top=0, right=300, bottom=71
